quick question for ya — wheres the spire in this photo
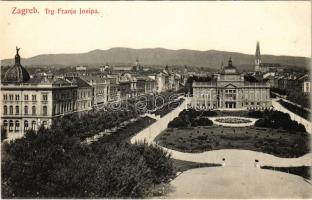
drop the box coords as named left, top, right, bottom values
left=255, top=41, right=262, bottom=71
left=220, top=61, right=224, bottom=70
left=255, top=41, right=261, bottom=60
left=15, top=46, right=21, bottom=65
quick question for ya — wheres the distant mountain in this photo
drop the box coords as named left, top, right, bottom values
left=1, top=47, right=310, bottom=71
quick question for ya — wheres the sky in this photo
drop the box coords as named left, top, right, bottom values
left=0, top=1, right=311, bottom=59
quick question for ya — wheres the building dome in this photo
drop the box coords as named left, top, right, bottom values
left=221, top=57, right=239, bottom=75
left=3, top=47, right=30, bottom=83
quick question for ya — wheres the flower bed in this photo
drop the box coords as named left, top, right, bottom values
left=215, top=118, right=252, bottom=124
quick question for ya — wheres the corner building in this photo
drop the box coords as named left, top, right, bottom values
left=0, top=48, right=92, bottom=140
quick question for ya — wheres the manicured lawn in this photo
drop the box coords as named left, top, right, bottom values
left=155, top=126, right=310, bottom=158
left=172, top=159, right=221, bottom=173
left=261, top=166, right=311, bottom=179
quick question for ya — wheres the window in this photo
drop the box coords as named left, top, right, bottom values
left=43, top=106, right=47, bottom=116
left=24, top=120, right=28, bottom=131
left=42, top=94, right=48, bottom=101
left=9, top=120, right=13, bottom=132
left=3, top=94, right=7, bottom=101
left=9, top=95, right=13, bottom=101
left=15, top=95, right=20, bottom=101
left=24, top=106, right=28, bottom=115
left=15, top=120, right=20, bottom=131
left=3, top=120, right=8, bottom=128
left=31, top=121, right=36, bottom=130
left=42, top=121, right=48, bottom=129
left=3, top=105, right=7, bottom=115
left=15, top=106, right=19, bottom=115
left=24, top=95, right=29, bottom=101
left=9, top=106, right=13, bottom=115
left=32, top=95, right=37, bottom=101
left=32, top=106, right=36, bottom=115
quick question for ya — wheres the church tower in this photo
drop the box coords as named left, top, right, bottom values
left=255, top=41, right=261, bottom=72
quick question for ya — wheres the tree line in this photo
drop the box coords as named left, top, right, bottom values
left=2, top=91, right=181, bottom=198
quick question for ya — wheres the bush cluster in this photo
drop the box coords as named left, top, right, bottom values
left=247, top=110, right=263, bottom=118
left=167, top=109, right=215, bottom=128
left=254, top=110, right=306, bottom=132
left=278, top=99, right=310, bottom=120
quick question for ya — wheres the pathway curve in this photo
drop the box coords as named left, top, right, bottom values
left=164, top=167, right=312, bottom=198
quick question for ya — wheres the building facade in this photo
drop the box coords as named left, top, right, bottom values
left=0, top=48, right=90, bottom=139
left=191, top=58, right=271, bottom=110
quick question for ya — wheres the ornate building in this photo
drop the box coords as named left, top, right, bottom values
left=191, top=58, right=271, bottom=110
left=0, top=48, right=92, bottom=140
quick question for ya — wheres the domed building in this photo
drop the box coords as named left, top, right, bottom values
left=191, top=58, right=271, bottom=109
left=1, top=48, right=93, bottom=140
left=3, top=47, right=30, bottom=83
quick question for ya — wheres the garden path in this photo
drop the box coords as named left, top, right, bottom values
left=131, top=97, right=312, bottom=167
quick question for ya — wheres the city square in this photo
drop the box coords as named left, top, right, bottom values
left=1, top=1, right=311, bottom=199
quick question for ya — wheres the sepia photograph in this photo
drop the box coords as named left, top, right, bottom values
left=0, top=1, right=311, bottom=199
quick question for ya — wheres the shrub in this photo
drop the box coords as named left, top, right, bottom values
left=133, top=141, right=174, bottom=184
left=254, top=110, right=306, bottom=132
left=167, top=117, right=188, bottom=128
left=191, top=117, right=213, bottom=127
left=248, top=110, right=263, bottom=118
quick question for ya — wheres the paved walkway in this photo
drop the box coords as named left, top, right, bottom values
left=131, top=119, right=312, bottom=167
left=165, top=167, right=312, bottom=198
left=162, top=148, right=312, bottom=167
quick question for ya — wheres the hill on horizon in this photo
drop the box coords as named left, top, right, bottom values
left=1, top=47, right=310, bottom=71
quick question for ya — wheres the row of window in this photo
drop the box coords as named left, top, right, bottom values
left=3, top=105, right=47, bottom=116
left=3, top=120, right=48, bottom=132
left=194, top=102, right=266, bottom=107
left=53, top=92, right=76, bottom=100
left=3, top=94, right=48, bottom=101
left=225, top=89, right=237, bottom=94
left=79, top=91, right=92, bottom=99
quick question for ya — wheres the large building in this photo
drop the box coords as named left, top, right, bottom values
left=191, top=58, right=271, bottom=110
left=0, top=48, right=92, bottom=139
